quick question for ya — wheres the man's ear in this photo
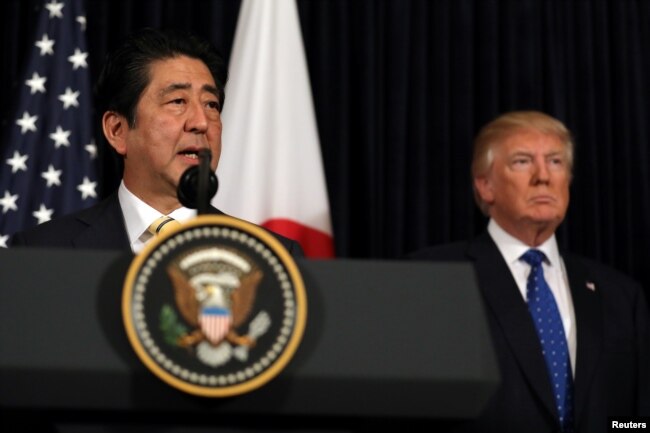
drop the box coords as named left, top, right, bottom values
left=474, top=175, right=495, bottom=205
left=102, top=111, right=128, bottom=156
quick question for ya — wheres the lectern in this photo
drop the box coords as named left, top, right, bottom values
left=0, top=248, right=498, bottom=431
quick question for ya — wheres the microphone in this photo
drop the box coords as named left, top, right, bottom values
left=177, top=149, right=218, bottom=214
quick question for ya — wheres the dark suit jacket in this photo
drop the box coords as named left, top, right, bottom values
left=10, top=193, right=304, bottom=257
left=408, top=232, right=650, bottom=433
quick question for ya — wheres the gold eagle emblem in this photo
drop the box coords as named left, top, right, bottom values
left=164, top=247, right=266, bottom=366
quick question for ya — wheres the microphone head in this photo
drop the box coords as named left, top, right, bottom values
left=177, top=166, right=219, bottom=209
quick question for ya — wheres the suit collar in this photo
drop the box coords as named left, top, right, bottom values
left=72, top=193, right=131, bottom=250
left=467, top=232, right=561, bottom=421
left=562, top=254, right=603, bottom=425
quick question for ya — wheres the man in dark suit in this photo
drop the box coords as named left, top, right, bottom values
left=10, top=28, right=303, bottom=257
left=409, top=111, right=649, bottom=433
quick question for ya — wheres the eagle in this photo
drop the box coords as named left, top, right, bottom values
left=166, top=249, right=263, bottom=349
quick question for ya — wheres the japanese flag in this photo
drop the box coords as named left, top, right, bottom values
left=213, top=0, right=334, bottom=258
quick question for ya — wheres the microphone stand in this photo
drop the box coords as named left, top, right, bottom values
left=197, top=148, right=211, bottom=215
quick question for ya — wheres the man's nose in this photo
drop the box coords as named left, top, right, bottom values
left=532, top=158, right=550, bottom=183
left=185, top=101, right=208, bottom=133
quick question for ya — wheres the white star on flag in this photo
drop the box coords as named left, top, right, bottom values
left=15, top=112, right=38, bottom=134
left=6, top=151, right=28, bottom=174
left=85, top=140, right=97, bottom=159
left=35, top=33, right=55, bottom=56
left=67, top=48, right=88, bottom=70
left=49, top=125, right=71, bottom=148
left=76, top=15, right=86, bottom=31
left=45, top=0, right=64, bottom=19
left=25, top=72, right=47, bottom=94
left=0, top=234, right=8, bottom=248
left=77, top=176, right=97, bottom=200
left=0, top=191, right=19, bottom=214
left=1, top=0, right=98, bottom=242
left=41, top=165, right=63, bottom=187
left=58, top=87, right=80, bottom=109
left=32, top=204, right=54, bottom=224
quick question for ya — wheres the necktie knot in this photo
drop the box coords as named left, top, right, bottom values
left=521, top=249, right=546, bottom=267
left=148, top=215, right=181, bottom=236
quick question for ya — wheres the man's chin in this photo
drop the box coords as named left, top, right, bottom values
left=527, top=214, right=564, bottom=228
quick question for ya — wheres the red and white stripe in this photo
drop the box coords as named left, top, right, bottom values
left=199, top=311, right=232, bottom=345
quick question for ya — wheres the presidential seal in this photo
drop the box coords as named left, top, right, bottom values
left=122, top=215, right=307, bottom=397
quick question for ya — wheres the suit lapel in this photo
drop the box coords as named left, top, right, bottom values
left=71, top=193, right=130, bottom=250
left=61, top=196, right=226, bottom=251
left=468, top=233, right=559, bottom=419
left=563, top=254, right=603, bottom=426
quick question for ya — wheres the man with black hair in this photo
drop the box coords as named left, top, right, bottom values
left=11, top=28, right=303, bottom=256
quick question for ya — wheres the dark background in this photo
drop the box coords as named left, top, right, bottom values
left=2, top=0, right=650, bottom=297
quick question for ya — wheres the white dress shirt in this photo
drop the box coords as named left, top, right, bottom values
left=117, top=181, right=196, bottom=253
left=487, top=219, right=577, bottom=373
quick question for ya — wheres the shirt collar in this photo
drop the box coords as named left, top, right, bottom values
left=487, top=218, right=561, bottom=267
left=117, top=181, right=196, bottom=244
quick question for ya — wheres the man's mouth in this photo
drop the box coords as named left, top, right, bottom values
left=530, top=195, right=555, bottom=203
left=178, top=150, right=200, bottom=159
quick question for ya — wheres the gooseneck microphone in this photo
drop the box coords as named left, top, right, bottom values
left=177, top=149, right=218, bottom=214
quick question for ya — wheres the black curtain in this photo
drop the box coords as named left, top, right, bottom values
left=2, top=0, right=650, bottom=294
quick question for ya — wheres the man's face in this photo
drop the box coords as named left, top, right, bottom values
left=110, top=55, right=222, bottom=204
left=474, top=129, right=571, bottom=236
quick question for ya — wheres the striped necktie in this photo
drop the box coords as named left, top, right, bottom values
left=147, top=215, right=181, bottom=236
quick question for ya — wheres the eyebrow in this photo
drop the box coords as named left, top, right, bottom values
left=509, top=150, right=566, bottom=159
left=160, top=83, right=220, bottom=98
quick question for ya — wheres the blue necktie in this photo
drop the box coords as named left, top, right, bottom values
left=521, top=249, right=574, bottom=432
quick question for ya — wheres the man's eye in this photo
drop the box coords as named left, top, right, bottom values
left=170, top=98, right=185, bottom=105
left=548, top=158, right=566, bottom=170
left=206, top=101, right=221, bottom=110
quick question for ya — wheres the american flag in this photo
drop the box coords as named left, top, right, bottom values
left=0, top=0, right=98, bottom=248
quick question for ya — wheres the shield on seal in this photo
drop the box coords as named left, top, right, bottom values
left=199, top=306, right=232, bottom=345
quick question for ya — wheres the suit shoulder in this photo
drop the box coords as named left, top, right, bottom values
left=10, top=199, right=113, bottom=247
left=273, top=233, right=305, bottom=258
left=565, top=253, right=645, bottom=304
left=567, top=253, right=639, bottom=285
left=212, top=209, right=305, bottom=259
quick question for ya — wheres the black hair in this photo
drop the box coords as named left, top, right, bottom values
left=95, top=27, right=227, bottom=128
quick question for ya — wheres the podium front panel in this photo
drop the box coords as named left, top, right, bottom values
left=0, top=248, right=498, bottom=424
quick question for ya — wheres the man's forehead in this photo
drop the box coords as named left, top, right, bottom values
left=147, top=57, right=217, bottom=89
left=500, top=130, right=565, bottom=151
